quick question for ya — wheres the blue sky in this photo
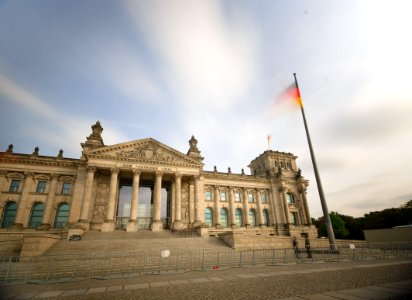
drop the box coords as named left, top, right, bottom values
left=1, top=0, right=411, bottom=218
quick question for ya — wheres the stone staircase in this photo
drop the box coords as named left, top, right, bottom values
left=44, top=230, right=229, bottom=256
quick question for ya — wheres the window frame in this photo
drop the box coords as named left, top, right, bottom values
left=220, top=191, right=227, bottom=202
left=234, top=192, right=241, bottom=202
left=9, top=179, right=21, bottom=192
left=36, top=181, right=47, bottom=193
left=61, top=182, right=72, bottom=195
left=205, top=190, right=212, bottom=201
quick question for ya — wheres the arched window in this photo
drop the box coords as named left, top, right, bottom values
left=235, top=208, right=243, bottom=227
left=204, top=207, right=213, bottom=227
left=249, top=209, right=256, bottom=227
left=1, top=201, right=17, bottom=228
left=28, top=202, right=44, bottom=228
left=54, top=203, right=70, bottom=228
left=220, top=208, right=228, bottom=228
left=286, top=193, right=295, bottom=204
left=262, top=209, right=270, bottom=227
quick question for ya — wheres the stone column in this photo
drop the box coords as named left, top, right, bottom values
left=256, top=189, right=264, bottom=227
left=229, top=187, right=237, bottom=228
left=127, top=170, right=140, bottom=232
left=189, top=179, right=195, bottom=226
left=193, top=175, right=204, bottom=226
left=13, top=172, right=34, bottom=228
left=170, top=182, right=175, bottom=223
left=242, top=188, right=250, bottom=227
left=301, top=189, right=312, bottom=225
left=79, top=167, right=96, bottom=224
left=151, top=171, right=163, bottom=231
left=0, top=172, right=6, bottom=219
left=213, top=185, right=222, bottom=228
left=101, top=167, right=119, bottom=232
left=173, top=173, right=184, bottom=230
left=39, top=174, right=59, bottom=229
left=281, top=188, right=291, bottom=224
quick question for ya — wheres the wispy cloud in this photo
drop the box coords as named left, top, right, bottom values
left=0, top=72, right=127, bottom=156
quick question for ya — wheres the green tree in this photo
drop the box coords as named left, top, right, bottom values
left=317, top=212, right=349, bottom=239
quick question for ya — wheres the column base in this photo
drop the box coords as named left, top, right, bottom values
left=101, top=221, right=116, bottom=232
left=126, top=220, right=138, bottom=232
left=37, top=223, right=51, bottom=230
left=193, top=221, right=203, bottom=228
left=172, top=220, right=185, bottom=230
left=215, top=224, right=223, bottom=229
left=231, top=224, right=239, bottom=229
left=151, top=220, right=163, bottom=232
left=259, top=224, right=267, bottom=229
left=11, top=223, right=23, bottom=230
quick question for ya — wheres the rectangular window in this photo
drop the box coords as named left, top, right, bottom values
left=248, top=193, right=254, bottom=203
left=61, top=182, right=72, bottom=195
left=290, top=212, right=298, bottom=225
left=235, top=192, right=241, bottom=202
left=9, top=179, right=21, bottom=192
left=205, top=191, right=212, bottom=201
left=261, top=194, right=267, bottom=203
left=36, top=181, right=47, bottom=193
left=220, top=191, right=227, bottom=201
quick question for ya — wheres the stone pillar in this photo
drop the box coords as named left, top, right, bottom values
left=256, top=190, right=264, bottom=227
left=242, top=188, right=250, bottom=227
left=127, top=170, right=140, bottom=232
left=79, top=167, right=96, bottom=225
left=151, top=171, right=163, bottom=231
left=170, top=182, right=175, bottom=223
left=101, top=167, right=119, bottom=232
left=301, top=189, right=312, bottom=225
left=281, top=188, right=291, bottom=224
left=13, top=172, right=34, bottom=228
left=189, top=179, right=195, bottom=226
left=173, top=173, right=184, bottom=230
left=39, top=174, right=59, bottom=229
left=229, top=187, right=237, bottom=228
left=214, top=186, right=221, bottom=228
left=0, top=172, right=6, bottom=219
left=193, top=175, right=204, bottom=226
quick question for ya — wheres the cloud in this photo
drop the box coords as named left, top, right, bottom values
left=124, top=0, right=258, bottom=111
left=0, top=72, right=127, bottom=157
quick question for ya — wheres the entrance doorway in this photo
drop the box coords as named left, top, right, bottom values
left=115, top=179, right=171, bottom=230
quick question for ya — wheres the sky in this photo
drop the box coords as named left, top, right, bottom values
left=1, top=0, right=411, bottom=219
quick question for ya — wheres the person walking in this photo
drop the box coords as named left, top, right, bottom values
left=292, top=236, right=299, bottom=258
left=305, top=236, right=312, bottom=258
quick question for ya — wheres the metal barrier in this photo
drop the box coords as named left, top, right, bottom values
left=0, top=244, right=411, bottom=284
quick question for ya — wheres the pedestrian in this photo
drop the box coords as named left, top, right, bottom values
left=292, top=236, right=299, bottom=258
left=305, top=236, right=312, bottom=258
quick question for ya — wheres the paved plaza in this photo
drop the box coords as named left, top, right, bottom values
left=1, top=257, right=411, bottom=299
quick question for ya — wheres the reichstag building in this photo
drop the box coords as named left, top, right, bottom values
left=0, top=121, right=317, bottom=240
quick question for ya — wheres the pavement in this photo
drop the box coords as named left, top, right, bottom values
left=1, top=257, right=411, bottom=299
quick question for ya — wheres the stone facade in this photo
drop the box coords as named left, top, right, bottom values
left=0, top=121, right=317, bottom=239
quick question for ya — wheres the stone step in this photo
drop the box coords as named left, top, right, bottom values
left=45, top=230, right=228, bottom=256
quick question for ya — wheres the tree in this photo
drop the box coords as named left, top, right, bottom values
left=317, top=212, right=349, bottom=239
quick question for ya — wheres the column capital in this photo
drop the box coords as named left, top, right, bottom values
left=24, top=171, right=35, bottom=178
left=50, top=173, right=59, bottom=180
left=86, top=166, right=97, bottom=173
left=155, top=171, right=163, bottom=177
left=175, top=173, right=183, bottom=179
left=132, top=169, right=141, bottom=175
left=110, top=167, right=119, bottom=174
left=278, top=186, right=286, bottom=192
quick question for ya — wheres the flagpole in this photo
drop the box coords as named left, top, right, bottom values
left=293, top=73, right=336, bottom=250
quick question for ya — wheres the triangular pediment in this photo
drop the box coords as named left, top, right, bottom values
left=85, top=138, right=203, bottom=167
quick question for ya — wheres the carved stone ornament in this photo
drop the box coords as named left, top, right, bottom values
left=115, top=144, right=176, bottom=162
